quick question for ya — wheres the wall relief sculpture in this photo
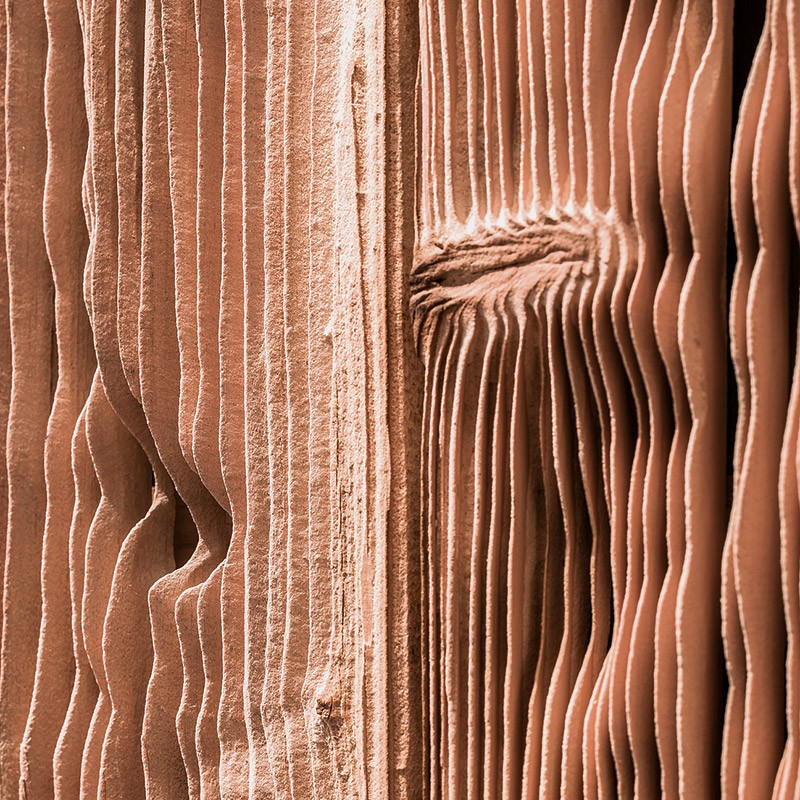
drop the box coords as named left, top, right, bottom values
left=414, top=0, right=799, bottom=797
left=0, top=0, right=797, bottom=798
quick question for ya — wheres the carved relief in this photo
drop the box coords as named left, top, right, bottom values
left=0, top=0, right=798, bottom=798
left=413, top=0, right=794, bottom=797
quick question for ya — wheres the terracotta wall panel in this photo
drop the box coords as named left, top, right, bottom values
left=2, top=0, right=800, bottom=798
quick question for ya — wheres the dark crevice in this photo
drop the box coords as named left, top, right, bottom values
left=173, top=492, right=199, bottom=568
left=725, top=0, right=767, bottom=509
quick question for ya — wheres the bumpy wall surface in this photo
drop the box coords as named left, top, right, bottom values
left=415, top=0, right=800, bottom=798
left=0, top=0, right=419, bottom=797
left=0, top=0, right=797, bottom=798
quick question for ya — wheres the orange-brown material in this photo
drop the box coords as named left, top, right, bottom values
left=413, top=0, right=800, bottom=798
left=0, top=0, right=797, bottom=798
left=0, top=0, right=418, bottom=798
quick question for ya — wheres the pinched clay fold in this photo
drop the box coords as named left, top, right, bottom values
left=413, top=0, right=760, bottom=797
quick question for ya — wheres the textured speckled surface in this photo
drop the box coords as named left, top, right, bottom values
left=0, top=0, right=419, bottom=797
left=2, top=0, right=800, bottom=798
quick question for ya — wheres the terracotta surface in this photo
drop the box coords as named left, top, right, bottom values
left=0, top=0, right=796, bottom=798
left=0, top=0, right=418, bottom=797
left=414, top=0, right=797, bottom=797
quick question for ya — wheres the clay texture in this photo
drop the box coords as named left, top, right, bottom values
left=415, top=0, right=799, bottom=797
left=0, top=0, right=418, bottom=797
left=0, top=0, right=796, bottom=798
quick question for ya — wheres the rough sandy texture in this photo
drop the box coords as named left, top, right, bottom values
left=0, top=0, right=798, bottom=798
left=413, top=0, right=800, bottom=797
left=0, top=0, right=419, bottom=797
